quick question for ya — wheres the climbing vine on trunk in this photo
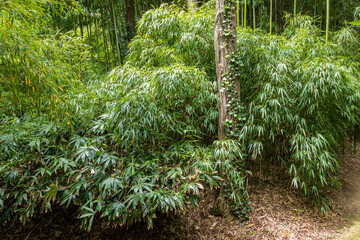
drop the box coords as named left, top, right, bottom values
left=214, top=0, right=250, bottom=220
left=215, top=0, right=240, bottom=140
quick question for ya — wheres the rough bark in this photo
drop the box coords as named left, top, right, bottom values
left=214, top=0, right=239, bottom=140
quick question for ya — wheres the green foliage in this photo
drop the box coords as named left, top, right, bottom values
left=130, top=4, right=216, bottom=75
left=0, top=117, right=221, bottom=228
left=0, top=3, right=250, bottom=230
left=349, top=20, right=360, bottom=26
left=214, top=139, right=251, bottom=220
left=92, top=3, right=218, bottom=150
left=1, top=0, right=360, bottom=231
left=0, top=0, right=93, bottom=116
left=235, top=16, right=360, bottom=210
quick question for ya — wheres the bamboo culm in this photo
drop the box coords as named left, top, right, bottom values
left=237, top=0, right=240, bottom=27
left=253, top=2, right=255, bottom=31
left=270, top=0, right=273, bottom=34
left=325, top=0, right=329, bottom=44
left=244, top=0, right=247, bottom=28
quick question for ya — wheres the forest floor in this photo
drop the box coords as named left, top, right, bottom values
left=2, top=142, right=360, bottom=240
left=333, top=141, right=360, bottom=240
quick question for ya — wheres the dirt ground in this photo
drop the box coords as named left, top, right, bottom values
left=332, top=142, right=360, bottom=240
left=2, top=142, right=360, bottom=240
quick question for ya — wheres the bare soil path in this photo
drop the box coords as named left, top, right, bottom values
left=332, top=142, right=360, bottom=240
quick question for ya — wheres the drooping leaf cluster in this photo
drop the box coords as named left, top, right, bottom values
left=0, top=3, right=250, bottom=229
left=0, top=0, right=94, bottom=116
left=1, top=0, right=360, bottom=231
left=235, top=15, right=360, bottom=211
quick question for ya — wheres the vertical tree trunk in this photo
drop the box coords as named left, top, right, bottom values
left=125, top=0, right=136, bottom=35
left=214, top=0, right=240, bottom=217
left=214, top=0, right=239, bottom=140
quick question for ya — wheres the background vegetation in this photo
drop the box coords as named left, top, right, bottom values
left=1, top=0, right=360, bottom=231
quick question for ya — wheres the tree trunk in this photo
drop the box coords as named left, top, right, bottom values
left=214, top=1, right=240, bottom=217
left=214, top=0, right=239, bottom=140
left=125, top=0, right=136, bottom=35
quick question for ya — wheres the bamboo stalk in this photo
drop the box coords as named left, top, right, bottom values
left=270, top=0, right=273, bottom=34
left=94, top=16, right=100, bottom=67
left=241, top=4, right=243, bottom=28
left=110, top=0, right=122, bottom=65
left=275, top=0, right=277, bottom=26
left=107, top=0, right=116, bottom=66
left=294, top=0, right=297, bottom=16
left=253, top=2, right=255, bottom=31
left=100, top=6, right=111, bottom=70
left=237, top=0, right=240, bottom=28
left=244, top=0, right=247, bottom=28
left=325, top=0, right=329, bottom=44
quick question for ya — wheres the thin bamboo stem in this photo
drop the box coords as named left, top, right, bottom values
left=237, top=0, right=240, bottom=28
left=100, top=6, right=111, bottom=70
left=241, top=4, right=243, bottom=28
left=110, top=0, right=122, bottom=65
left=325, top=0, right=329, bottom=44
left=253, top=3, right=255, bottom=31
left=270, top=0, right=273, bottom=34
left=244, top=0, right=247, bottom=28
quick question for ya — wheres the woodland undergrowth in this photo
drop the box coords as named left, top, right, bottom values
left=236, top=15, right=360, bottom=212
left=1, top=1, right=360, bottom=230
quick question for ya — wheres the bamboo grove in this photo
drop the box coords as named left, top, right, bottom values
left=1, top=0, right=360, bottom=231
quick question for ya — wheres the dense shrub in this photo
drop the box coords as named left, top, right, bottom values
left=1, top=1, right=360, bottom=231
left=0, top=3, right=250, bottom=229
left=0, top=1, right=94, bottom=116
left=236, top=17, right=360, bottom=211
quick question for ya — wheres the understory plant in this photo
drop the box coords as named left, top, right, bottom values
left=235, top=15, right=360, bottom=212
left=1, top=1, right=360, bottom=231
left=0, top=2, right=250, bottom=229
left=0, top=0, right=95, bottom=116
